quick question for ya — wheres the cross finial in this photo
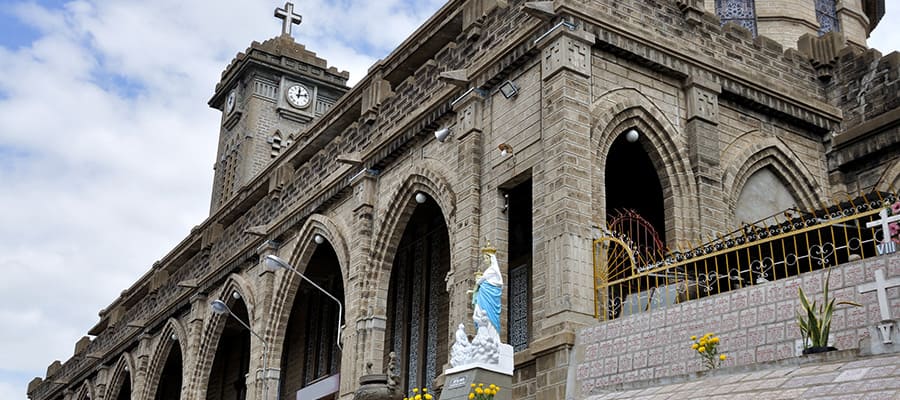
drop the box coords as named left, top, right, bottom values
left=274, top=2, right=302, bottom=36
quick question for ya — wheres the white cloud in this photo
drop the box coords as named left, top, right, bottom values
left=0, top=1, right=443, bottom=398
left=0, top=1, right=897, bottom=399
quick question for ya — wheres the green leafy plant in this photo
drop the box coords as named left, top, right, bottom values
left=797, top=269, right=861, bottom=350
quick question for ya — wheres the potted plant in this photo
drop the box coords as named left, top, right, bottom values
left=797, top=269, right=861, bottom=354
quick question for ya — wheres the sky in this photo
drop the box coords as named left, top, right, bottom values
left=0, top=1, right=897, bottom=399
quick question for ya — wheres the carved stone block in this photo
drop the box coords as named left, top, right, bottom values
left=540, top=28, right=593, bottom=80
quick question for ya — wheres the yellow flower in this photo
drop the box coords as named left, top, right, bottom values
left=490, top=384, right=497, bottom=389
left=415, top=395, right=421, bottom=400
left=699, top=340, right=707, bottom=347
left=711, top=337, right=720, bottom=344
left=425, top=394, right=433, bottom=400
left=471, top=383, right=476, bottom=388
left=413, top=388, right=419, bottom=393
left=690, top=335, right=697, bottom=340
left=698, top=346, right=706, bottom=353
left=476, top=388, right=483, bottom=395
left=479, top=383, right=484, bottom=387
left=720, top=354, right=727, bottom=361
left=691, top=343, right=698, bottom=350
left=423, top=388, right=428, bottom=393
left=706, top=332, right=713, bottom=338
left=468, top=394, right=475, bottom=400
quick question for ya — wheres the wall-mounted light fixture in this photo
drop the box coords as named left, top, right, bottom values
left=434, top=127, right=451, bottom=142
left=625, top=129, right=640, bottom=143
left=170, top=334, right=178, bottom=341
left=314, top=234, right=325, bottom=245
left=415, top=192, right=428, bottom=204
left=210, top=299, right=271, bottom=400
left=232, top=291, right=241, bottom=300
left=498, top=81, right=519, bottom=99
left=498, top=143, right=514, bottom=156
left=263, top=255, right=343, bottom=350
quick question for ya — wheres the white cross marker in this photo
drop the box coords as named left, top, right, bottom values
left=858, top=269, right=900, bottom=321
left=274, top=2, right=302, bottom=36
left=866, top=208, right=900, bottom=244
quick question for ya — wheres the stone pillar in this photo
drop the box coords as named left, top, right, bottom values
left=135, top=333, right=153, bottom=400
left=254, top=241, right=279, bottom=400
left=450, top=90, right=485, bottom=339
left=755, top=0, right=818, bottom=49
left=684, top=76, right=727, bottom=238
left=185, top=292, right=208, bottom=400
left=534, top=22, right=596, bottom=399
left=349, top=170, right=384, bottom=386
left=836, top=0, right=871, bottom=49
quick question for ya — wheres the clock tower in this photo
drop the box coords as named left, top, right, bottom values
left=207, top=2, right=349, bottom=212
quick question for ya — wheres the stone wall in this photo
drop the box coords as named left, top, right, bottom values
left=574, top=252, right=900, bottom=397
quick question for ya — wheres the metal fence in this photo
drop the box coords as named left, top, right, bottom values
left=593, top=192, right=899, bottom=320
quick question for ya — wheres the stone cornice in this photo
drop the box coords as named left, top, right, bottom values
left=828, top=107, right=900, bottom=171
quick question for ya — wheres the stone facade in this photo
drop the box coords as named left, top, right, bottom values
left=27, top=1, right=898, bottom=400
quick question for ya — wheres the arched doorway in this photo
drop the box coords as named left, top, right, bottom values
left=605, top=130, right=666, bottom=255
left=385, top=195, right=450, bottom=392
left=279, top=244, right=345, bottom=400
left=206, top=300, right=251, bottom=400
left=155, top=342, right=183, bottom=400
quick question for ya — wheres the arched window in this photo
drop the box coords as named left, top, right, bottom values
left=815, top=0, right=840, bottom=35
left=716, top=0, right=758, bottom=36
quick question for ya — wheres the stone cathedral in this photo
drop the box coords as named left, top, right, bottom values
left=27, top=1, right=900, bottom=400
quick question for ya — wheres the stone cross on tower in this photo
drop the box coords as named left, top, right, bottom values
left=858, top=268, right=900, bottom=344
left=274, top=2, right=302, bottom=36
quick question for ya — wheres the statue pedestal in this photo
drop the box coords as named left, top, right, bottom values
left=441, top=344, right=513, bottom=400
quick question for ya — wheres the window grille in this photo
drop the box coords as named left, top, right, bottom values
left=716, top=0, right=758, bottom=36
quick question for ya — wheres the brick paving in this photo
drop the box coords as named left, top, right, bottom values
left=585, top=352, right=900, bottom=400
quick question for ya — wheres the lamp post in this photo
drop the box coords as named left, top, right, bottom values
left=264, top=254, right=343, bottom=350
left=210, top=299, right=271, bottom=400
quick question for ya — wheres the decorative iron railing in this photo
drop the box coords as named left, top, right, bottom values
left=593, top=192, right=899, bottom=320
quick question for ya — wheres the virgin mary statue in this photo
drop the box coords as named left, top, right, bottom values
left=473, top=243, right=503, bottom=334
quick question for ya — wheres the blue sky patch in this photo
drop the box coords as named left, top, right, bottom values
left=0, top=6, right=40, bottom=50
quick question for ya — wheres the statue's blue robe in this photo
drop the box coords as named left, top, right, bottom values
left=475, top=281, right=502, bottom=334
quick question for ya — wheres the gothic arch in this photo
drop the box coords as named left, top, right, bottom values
left=73, top=380, right=94, bottom=400
left=874, top=158, right=900, bottom=193
left=721, top=131, right=825, bottom=219
left=142, top=318, right=188, bottom=400
left=104, top=352, right=135, bottom=400
left=369, top=163, right=457, bottom=307
left=266, top=213, right=352, bottom=362
left=591, top=87, right=700, bottom=244
left=190, top=273, right=259, bottom=400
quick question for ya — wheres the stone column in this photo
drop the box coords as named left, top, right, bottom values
left=185, top=292, right=208, bottom=400
left=684, top=76, right=727, bottom=239
left=450, top=90, right=485, bottom=338
left=348, top=170, right=384, bottom=385
left=254, top=240, right=280, bottom=400
left=836, top=0, right=871, bottom=49
left=755, top=0, right=817, bottom=49
left=135, top=333, right=153, bottom=400
left=533, top=23, right=596, bottom=399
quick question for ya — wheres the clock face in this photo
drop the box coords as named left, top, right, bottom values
left=225, top=90, right=236, bottom=113
left=286, top=84, right=311, bottom=108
